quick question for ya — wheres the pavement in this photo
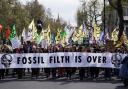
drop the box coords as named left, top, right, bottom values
left=0, top=78, right=127, bottom=89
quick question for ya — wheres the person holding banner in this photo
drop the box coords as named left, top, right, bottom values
left=78, top=46, right=85, bottom=80
left=103, top=48, right=112, bottom=80
left=64, top=46, right=72, bottom=79
left=44, top=48, right=50, bottom=78
left=14, top=48, right=24, bottom=79
left=119, top=56, right=128, bottom=87
left=49, top=46, right=57, bottom=79
left=24, top=41, right=33, bottom=74
left=90, top=45, right=100, bottom=79
left=58, top=46, right=65, bottom=78
left=31, top=45, right=40, bottom=79
left=0, top=46, right=5, bottom=80
left=0, top=45, right=11, bottom=79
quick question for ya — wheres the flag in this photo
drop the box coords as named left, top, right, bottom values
left=115, top=36, right=123, bottom=48
left=51, top=32, right=56, bottom=44
left=82, top=22, right=86, bottom=33
left=93, top=23, right=101, bottom=41
left=0, top=24, right=3, bottom=39
left=65, top=26, right=74, bottom=45
left=6, top=27, right=11, bottom=40
left=123, top=32, right=128, bottom=46
left=22, top=28, right=27, bottom=41
left=111, top=28, right=118, bottom=43
left=88, top=28, right=94, bottom=44
left=99, top=31, right=105, bottom=42
left=10, top=24, right=17, bottom=40
left=98, top=31, right=105, bottom=45
left=47, top=25, right=51, bottom=45
left=116, top=31, right=128, bottom=47
left=11, top=37, right=21, bottom=49
left=64, top=26, right=69, bottom=44
left=72, top=25, right=84, bottom=42
left=55, top=28, right=61, bottom=44
left=0, top=24, right=3, bottom=32
left=113, top=27, right=128, bottom=48
left=78, top=25, right=83, bottom=37
left=41, top=25, right=51, bottom=45
left=60, top=29, right=66, bottom=46
left=72, top=30, right=78, bottom=42
left=35, top=34, right=43, bottom=44
left=26, top=19, right=38, bottom=41
left=61, top=30, right=66, bottom=38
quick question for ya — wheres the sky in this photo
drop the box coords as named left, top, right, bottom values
left=20, top=0, right=104, bottom=26
left=39, top=0, right=80, bottom=26
left=21, top=0, right=81, bottom=26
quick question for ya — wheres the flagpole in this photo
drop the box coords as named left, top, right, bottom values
left=103, top=0, right=106, bottom=45
left=104, top=0, right=106, bottom=41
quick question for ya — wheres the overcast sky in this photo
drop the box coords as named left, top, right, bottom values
left=20, top=0, right=104, bottom=26
left=39, top=0, right=80, bottom=26
left=21, top=0, right=81, bottom=26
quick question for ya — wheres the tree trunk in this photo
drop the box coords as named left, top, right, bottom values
left=108, top=0, right=124, bottom=41
left=117, top=0, right=124, bottom=41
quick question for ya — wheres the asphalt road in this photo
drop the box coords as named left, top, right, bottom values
left=0, top=79, right=127, bottom=89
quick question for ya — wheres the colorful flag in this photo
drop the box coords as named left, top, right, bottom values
left=65, top=26, right=74, bottom=44
left=123, top=32, right=128, bottom=45
left=93, top=23, right=101, bottom=41
left=51, top=32, right=56, bottom=44
left=10, top=24, right=17, bottom=40
left=0, top=24, right=3, bottom=32
left=116, top=31, right=128, bottom=47
left=41, top=25, right=51, bottom=45
left=6, top=27, right=11, bottom=40
left=111, top=28, right=118, bottom=43
left=35, top=33, right=43, bottom=44
left=22, top=28, right=27, bottom=41
left=99, top=31, right=105, bottom=42
left=26, top=19, right=38, bottom=41
left=60, top=29, right=66, bottom=45
left=72, top=25, right=83, bottom=42
left=47, top=25, right=51, bottom=45
left=82, top=22, right=86, bottom=33
left=72, top=30, right=78, bottom=42
left=55, top=28, right=61, bottom=44
left=11, top=37, right=21, bottom=49
left=88, top=28, right=94, bottom=44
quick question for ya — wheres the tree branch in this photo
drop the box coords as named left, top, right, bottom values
left=108, top=0, right=118, bottom=9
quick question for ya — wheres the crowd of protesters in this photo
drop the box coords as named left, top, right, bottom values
left=0, top=41, right=128, bottom=80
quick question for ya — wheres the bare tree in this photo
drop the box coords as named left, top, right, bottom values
left=108, top=0, right=124, bottom=41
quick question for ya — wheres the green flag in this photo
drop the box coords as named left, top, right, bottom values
left=60, top=30, right=66, bottom=39
left=60, top=30, right=67, bottom=46
left=36, top=33, right=42, bottom=44
left=10, top=24, right=17, bottom=40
